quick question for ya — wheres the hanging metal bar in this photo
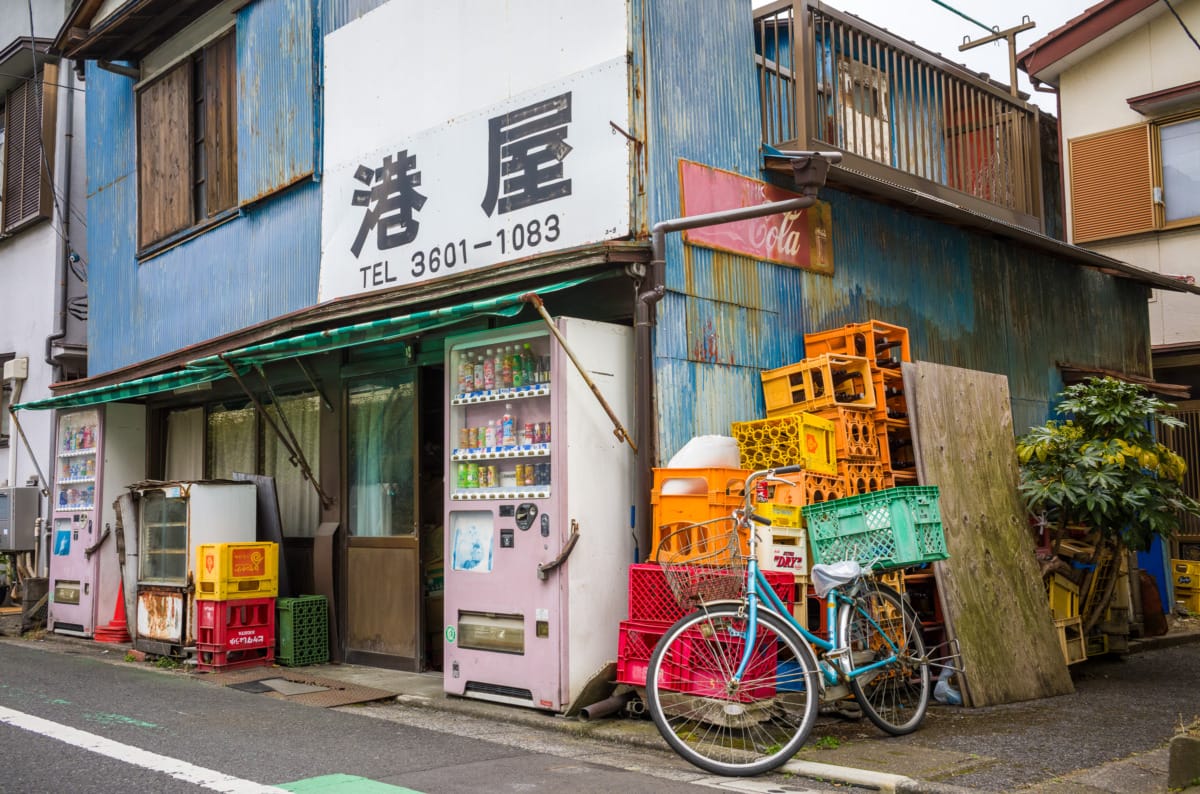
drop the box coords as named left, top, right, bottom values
left=6, top=408, right=49, bottom=497
left=217, top=355, right=334, bottom=508
left=521, top=292, right=637, bottom=454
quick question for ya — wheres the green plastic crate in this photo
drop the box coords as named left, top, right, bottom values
left=801, top=486, right=946, bottom=570
left=277, top=595, right=329, bottom=667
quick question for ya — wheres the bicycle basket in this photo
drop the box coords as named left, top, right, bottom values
left=656, top=517, right=748, bottom=610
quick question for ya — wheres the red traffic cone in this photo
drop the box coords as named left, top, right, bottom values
left=95, top=579, right=132, bottom=644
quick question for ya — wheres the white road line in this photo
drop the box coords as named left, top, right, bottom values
left=0, top=705, right=289, bottom=793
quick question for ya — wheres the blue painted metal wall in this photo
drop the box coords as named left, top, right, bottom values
left=638, top=0, right=1151, bottom=462
left=85, top=0, right=324, bottom=375
left=238, top=0, right=318, bottom=200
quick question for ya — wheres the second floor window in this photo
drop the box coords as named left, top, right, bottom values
left=137, top=30, right=237, bottom=251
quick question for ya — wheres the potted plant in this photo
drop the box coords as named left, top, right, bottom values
left=1016, top=377, right=1200, bottom=633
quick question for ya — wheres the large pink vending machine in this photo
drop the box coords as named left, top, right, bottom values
left=48, top=404, right=146, bottom=637
left=443, top=317, right=634, bottom=712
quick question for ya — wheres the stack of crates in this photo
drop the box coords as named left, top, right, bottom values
left=277, top=594, right=329, bottom=667
left=1172, top=559, right=1200, bottom=613
left=803, top=320, right=917, bottom=486
left=194, top=541, right=279, bottom=672
left=615, top=563, right=797, bottom=688
left=1047, top=573, right=1087, bottom=665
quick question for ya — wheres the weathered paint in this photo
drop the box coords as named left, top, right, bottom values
left=135, top=586, right=183, bottom=643
left=85, top=22, right=323, bottom=375
left=637, top=1, right=1152, bottom=463
left=237, top=0, right=318, bottom=203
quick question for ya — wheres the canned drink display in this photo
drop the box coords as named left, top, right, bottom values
left=524, top=465, right=535, bottom=486
left=487, top=465, right=498, bottom=489
left=466, top=463, right=479, bottom=488
left=459, top=427, right=469, bottom=449
left=514, top=464, right=525, bottom=486
left=524, top=423, right=535, bottom=445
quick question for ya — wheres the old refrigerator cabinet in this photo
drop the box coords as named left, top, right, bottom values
left=443, top=317, right=634, bottom=712
left=134, top=481, right=257, bottom=655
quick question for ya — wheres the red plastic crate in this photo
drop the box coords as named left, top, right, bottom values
left=627, top=563, right=796, bottom=624
left=654, top=623, right=778, bottom=699
left=195, top=597, right=276, bottom=651
left=616, top=619, right=668, bottom=686
left=196, top=645, right=275, bottom=672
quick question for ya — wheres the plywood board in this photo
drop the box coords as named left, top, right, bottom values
left=904, top=361, right=1073, bottom=706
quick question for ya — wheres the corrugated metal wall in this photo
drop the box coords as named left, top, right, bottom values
left=322, top=0, right=389, bottom=32
left=238, top=0, right=318, bottom=200
left=85, top=0, right=324, bottom=376
left=639, top=1, right=1152, bottom=462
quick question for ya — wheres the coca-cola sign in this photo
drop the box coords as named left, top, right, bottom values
left=679, top=160, right=833, bottom=274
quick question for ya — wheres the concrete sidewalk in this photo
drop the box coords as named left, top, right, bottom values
left=4, top=613, right=1200, bottom=793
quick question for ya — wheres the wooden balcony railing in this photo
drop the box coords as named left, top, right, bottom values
left=755, top=0, right=1043, bottom=222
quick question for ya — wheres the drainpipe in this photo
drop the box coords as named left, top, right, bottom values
left=44, top=66, right=75, bottom=382
left=633, top=152, right=841, bottom=557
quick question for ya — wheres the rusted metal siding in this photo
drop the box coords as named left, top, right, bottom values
left=237, top=0, right=317, bottom=203
left=84, top=58, right=322, bottom=376
left=641, top=0, right=802, bottom=460
left=322, top=0, right=389, bottom=33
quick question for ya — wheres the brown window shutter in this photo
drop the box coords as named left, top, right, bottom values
left=1067, top=125, right=1155, bottom=243
left=138, top=61, right=192, bottom=248
left=204, top=30, right=238, bottom=215
left=2, top=70, right=50, bottom=232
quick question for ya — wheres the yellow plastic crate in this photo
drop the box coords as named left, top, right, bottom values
left=1177, top=589, right=1200, bottom=614
left=757, top=502, right=803, bottom=529
left=1055, top=616, right=1087, bottom=665
left=731, top=413, right=837, bottom=476
left=1047, top=573, right=1080, bottom=620
left=761, top=354, right=875, bottom=417
left=196, top=542, right=279, bottom=600
left=1172, top=559, right=1200, bottom=591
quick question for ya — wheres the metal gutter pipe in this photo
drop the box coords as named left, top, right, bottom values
left=633, top=151, right=841, bottom=556
left=45, top=66, right=75, bottom=379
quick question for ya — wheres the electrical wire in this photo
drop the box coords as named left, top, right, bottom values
left=1160, top=0, right=1200, bottom=53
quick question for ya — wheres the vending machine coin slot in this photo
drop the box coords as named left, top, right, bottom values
left=515, top=503, right=537, bottom=531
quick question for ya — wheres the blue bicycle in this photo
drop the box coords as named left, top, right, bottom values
left=645, top=466, right=951, bottom=776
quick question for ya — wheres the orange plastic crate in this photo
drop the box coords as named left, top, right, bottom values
left=768, top=470, right=847, bottom=508
left=803, top=320, right=911, bottom=367
left=762, top=354, right=875, bottom=417
left=872, top=367, right=910, bottom=423
left=651, top=467, right=749, bottom=561
left=813, top=406, right=879, bottom=460
left=877, top=419, right=918, bottom=481
left=841, top=461, right=892, bottom=495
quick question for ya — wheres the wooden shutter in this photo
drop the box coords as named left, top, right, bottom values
left=2, top=65, right=57, bottom=232
left=138, top=61, right=192, bottom=248
left=1067, top=125, right=1155, bottom=243
left=204, top=31, right=238, bottom=215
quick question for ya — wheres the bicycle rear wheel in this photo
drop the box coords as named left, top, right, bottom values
left=645, top=604, right=820, bottom=777
left=838, top=581, right=930, bottom=735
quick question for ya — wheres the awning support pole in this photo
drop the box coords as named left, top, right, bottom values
left=521, top=292, right=637, bottom=454
left=7, top=407, right=49, bottom=498
left=218, top=355, right=334, bottom=509
left=296, top=359, right=334, bottom=412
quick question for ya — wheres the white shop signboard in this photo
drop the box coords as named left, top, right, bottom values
left=319, top=3, right=631, bottom=301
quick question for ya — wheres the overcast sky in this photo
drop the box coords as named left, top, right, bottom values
left=754, top=0, right=1098, bottom=113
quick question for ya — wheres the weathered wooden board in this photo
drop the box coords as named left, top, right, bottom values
left=904, top=361, right=1073, bottom=706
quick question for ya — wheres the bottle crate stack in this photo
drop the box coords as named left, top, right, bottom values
left=801, top=320, right=917, bottom=486
left=194, top=541, right=279, bottom=672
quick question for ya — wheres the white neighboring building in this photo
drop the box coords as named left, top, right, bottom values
left=0, top=0, right=87, bottom=573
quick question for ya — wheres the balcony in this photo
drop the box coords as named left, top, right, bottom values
left=755, top=0, right=1046, bottom=232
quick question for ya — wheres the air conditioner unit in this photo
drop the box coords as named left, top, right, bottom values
left=0, top=486, right=40, bottom=551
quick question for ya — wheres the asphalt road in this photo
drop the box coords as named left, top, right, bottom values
left=0, top=641, right=853, bottom=794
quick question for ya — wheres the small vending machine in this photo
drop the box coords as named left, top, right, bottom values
left=48, top=404, right=146, bottom=637
left=133, top=480, right=257, bottom=657
left=443, top=317, right=634, bottom=713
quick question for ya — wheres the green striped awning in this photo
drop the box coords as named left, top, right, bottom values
left=14, top=276, right=598, bottom=412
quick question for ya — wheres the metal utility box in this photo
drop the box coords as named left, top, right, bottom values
left=0, top=487, right=40, bottom=551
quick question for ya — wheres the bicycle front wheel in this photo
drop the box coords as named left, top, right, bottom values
left=838, top=581, right=930, bottom=735
left=645, top=604, right=820, bottom=777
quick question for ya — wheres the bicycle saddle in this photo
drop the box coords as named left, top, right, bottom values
left=810, top=559, right=863, bottom=597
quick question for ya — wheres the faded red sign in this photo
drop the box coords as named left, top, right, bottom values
left=231, top=547, right=266, bottom=578
left=679, top=160, right=833, bottom=274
